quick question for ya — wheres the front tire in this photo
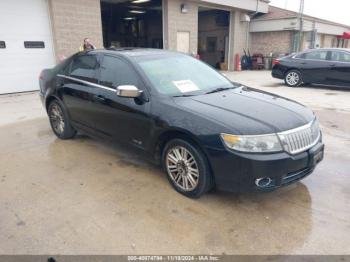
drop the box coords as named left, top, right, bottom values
left=48, top=100, right=76, bottom=140
left=162, top=139, right=213, bottom=198
left=284, top=70, right=302, bottom=87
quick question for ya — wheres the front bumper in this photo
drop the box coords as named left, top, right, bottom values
left=206, top=141, right=324, bottom=192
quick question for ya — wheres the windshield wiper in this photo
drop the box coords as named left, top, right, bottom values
left=205, top=87, right=233, bottom=94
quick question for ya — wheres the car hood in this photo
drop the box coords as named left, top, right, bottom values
left=174, top=86, right=315, bottom=135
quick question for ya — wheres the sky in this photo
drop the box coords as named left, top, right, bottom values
left=269, top=0, right=350, bottom=26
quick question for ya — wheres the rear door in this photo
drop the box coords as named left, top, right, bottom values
left=59, top=54, right=100, bottom=132
left=328, top=51, right=350, bottom=86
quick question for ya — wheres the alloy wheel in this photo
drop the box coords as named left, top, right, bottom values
left=50, top=103, right=65, bottom=135
left=166, top=146, right=199, bottom=191
left=286, top=72, right=300, bottom=86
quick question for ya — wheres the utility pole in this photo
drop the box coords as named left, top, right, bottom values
left=297, top=0, right=305, bottom=52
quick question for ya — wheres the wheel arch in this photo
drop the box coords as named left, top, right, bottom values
left=154, top=129, right=211, bottom=168
left=45, top=95, right=60, bottom=112
left=284, top=68, right=302, bottom=77
left=284, top=68, right=307, bottom=81
left=154, top=128, right=215, bottom=187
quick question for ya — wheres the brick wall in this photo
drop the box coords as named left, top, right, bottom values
left=250, top=31, right=293, bottom=55
left=164, top=0, right=198, bottom=54
left=48, top=0, right=103, bottom=60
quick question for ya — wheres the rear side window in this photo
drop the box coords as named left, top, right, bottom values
left=69, top=55, right=98, bottom=83
left=330, top=51, right=350, bottom=63
left=304, top=51, right=328, bottom=61
left=99, top=55, right=139, bottom=89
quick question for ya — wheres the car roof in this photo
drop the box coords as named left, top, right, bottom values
left=86, top=48, right=182, bottom=58
left=303, top=48, right=350, bottom=52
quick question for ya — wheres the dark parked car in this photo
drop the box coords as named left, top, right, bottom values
left=272, top=48, right=350, bottom=87
left=40, top=48, right=324, bottom=198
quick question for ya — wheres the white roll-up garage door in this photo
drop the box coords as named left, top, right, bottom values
left=0, top=0, right=56, bottom=94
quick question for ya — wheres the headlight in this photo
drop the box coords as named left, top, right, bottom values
left=310, top=119, right=320, bottom=141
left=220, top=133, right=283, bottom=153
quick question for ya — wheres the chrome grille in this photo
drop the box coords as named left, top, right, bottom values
left=278, top=120, right=320, bottom=155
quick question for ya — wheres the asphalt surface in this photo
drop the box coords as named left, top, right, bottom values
left=0, top=71, right=349, bottom=255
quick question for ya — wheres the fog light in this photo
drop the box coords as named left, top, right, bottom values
left=255, top=177, right=272, bottom=188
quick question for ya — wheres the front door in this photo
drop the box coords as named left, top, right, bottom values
left=299, top=50, right=330, bottom=84
left=91, top=54, right=153, bottom=150
left=328, top=51, right=350, bottom=86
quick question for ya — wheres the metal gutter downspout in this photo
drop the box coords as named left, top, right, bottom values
left=246, top=0, right=260, bottom=51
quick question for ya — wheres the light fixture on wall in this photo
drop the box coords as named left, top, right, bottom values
left=181, top=3, right=188, bottom=14
left=132, top=0, right=150, bottom=3
left=240, top=13, right=251, bottom=22
left=129, top=10, right=146, bottom=14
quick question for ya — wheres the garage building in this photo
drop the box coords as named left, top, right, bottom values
left=250, top=6, right=350, bottom=55
left=0, top=0, right=269, bottom=94
left=0, top=0, right=56, bottom=94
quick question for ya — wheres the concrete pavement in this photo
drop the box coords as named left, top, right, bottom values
left=0, top=71, right=349, bottom=255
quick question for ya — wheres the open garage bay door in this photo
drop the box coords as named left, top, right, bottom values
left=101, top=0, right=163, bottom=49
left=198, top=7, right=230, bottom=69
left=0, top=0, right=56, bottom=94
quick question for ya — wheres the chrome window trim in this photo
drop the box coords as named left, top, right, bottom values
left=292, top=52, right=328, bottom=62
left=57, top=74, right=116, bottom=92
left=292, top=50, right=350, bottom=64
left=292, top=56, right=328, bottom=62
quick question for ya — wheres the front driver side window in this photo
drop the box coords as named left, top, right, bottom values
left=69, top=55, right=98, bottom=83
left=99, top=55, right=140, bottom=89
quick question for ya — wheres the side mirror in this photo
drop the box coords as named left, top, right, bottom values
left=117, top=85, right=142, bottom=98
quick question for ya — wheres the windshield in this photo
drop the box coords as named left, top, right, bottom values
left=136, top=54, right=234, bottom=96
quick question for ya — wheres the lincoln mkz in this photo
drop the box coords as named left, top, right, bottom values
left=40, top=49, right=324, bottom=198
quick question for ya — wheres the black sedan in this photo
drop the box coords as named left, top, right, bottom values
left=272, top=48, right=350, bottom=87
left=40, top=48, right=324, bottom=198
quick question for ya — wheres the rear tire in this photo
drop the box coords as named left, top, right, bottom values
left=284, top=70, right=302, bottom=87
left=162, top=139, right=213, bottom=198
left=48, top=100, right=76, bottom=140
